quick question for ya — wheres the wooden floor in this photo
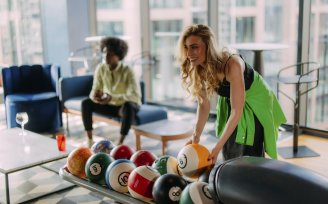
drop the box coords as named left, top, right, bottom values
left=277, top=134, right=328, bottom=178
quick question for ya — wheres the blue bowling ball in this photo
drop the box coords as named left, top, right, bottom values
left=91, top=139, right=115, bottom=154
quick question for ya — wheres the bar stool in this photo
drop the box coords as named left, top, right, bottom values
left=277, top=61, right=320, bottom=158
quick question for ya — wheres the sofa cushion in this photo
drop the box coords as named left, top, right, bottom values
left=64, top=96, right=88, bottom=111
left=136, top=104, right=167, bottom=125
left=64, top=97, right=168, bottom=125
left=5, top=93, right=61, bottom=133
left=6, top=92, right=58, bottom=103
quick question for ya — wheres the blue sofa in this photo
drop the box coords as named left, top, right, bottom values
left=2, top=64, right=62, bottom=133
left=59, top=75, right=168, bottom=133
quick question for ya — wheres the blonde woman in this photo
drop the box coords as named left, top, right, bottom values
left=177, top=24, right=286, bottom=164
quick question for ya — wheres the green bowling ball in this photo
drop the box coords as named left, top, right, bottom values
left=85, top=152, right=114, bottom=185
left=152, top=155, right=179, bottom=175
left=179, top=181, right=215, bottom=204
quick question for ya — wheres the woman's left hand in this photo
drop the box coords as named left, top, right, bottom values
left=209, top=145, right=222, bottom=165
left=98, top=93, right=112, bottom=105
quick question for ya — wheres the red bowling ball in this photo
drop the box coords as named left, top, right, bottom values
left=110, top=144, right=135, bottom=160
left=130, top=150, right=157, bottom=167
left=128, top=166, right=160, bottom=202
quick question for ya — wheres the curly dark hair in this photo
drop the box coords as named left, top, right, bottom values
left=100, top=37, right=129, bottom=60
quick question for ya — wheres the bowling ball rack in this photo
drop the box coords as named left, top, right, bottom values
left=59, top=167, right=153, bottom=204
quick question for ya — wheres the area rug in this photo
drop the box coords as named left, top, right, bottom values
left=0, top=159, right=74, bottom=203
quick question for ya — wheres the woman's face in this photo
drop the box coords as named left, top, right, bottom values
left=105, top=50, right=119, bottom=67
left=184, top=35, right=206, bottom=67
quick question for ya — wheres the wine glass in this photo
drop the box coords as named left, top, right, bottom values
left=16, top=112, right=29, bottom=135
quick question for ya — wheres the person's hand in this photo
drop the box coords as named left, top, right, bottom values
left=184, top=133, right=200, bottom=146
left=209, top=145, right=222, bottom=165
left=184, top=139, right=192, bottom=146
left=94, top=90, right=103, bottom=102
left=97, top=93, right=112, bottom=104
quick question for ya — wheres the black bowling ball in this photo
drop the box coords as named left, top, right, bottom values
left=152, top=174, right=188, bottom=204
left=198, top=167, right=211, bottom=183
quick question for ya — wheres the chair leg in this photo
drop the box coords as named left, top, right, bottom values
left=293, top=115, right=299, bottom=153
left=293, top=86, right=301, bottom=153
left=135, top=131, right=141, bottom=150
left=65, top=112, right=70, bottom=137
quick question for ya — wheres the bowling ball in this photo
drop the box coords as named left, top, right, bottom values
left=91, top=139, right=115, bottom=154
left=152, top=173, right=188, bottom=204
left=105, top=159, right=136, bottom=193
left=67, top=147, right=93, bottom=179
left=128, top=166, right=160, bottom=202
left=197, top=167, right=212, bottom=183
left=177, top=144, right=212, bottom=179
left=85, top=152, right=114, bottom=185
left=152, top=155, right=179, bottom=175
left=179, top=181, right=215, bottom=204
left=182, top=175, right=198, bottom=183
left=130, top=150, right=157, bottom=167
left=110, top=144, right=134, bottom=160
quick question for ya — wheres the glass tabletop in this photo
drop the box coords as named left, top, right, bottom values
left=0, top=128, right=72, bottom=174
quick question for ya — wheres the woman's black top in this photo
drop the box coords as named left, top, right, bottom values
left=216, top=55, right=254, bottom=97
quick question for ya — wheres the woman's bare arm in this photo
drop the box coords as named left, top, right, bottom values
left=192, top=89, right=211, bottom=143
left=209, top=56, right=245, bottom=163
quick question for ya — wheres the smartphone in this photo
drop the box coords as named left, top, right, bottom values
left=101, top=94, right=107, bottom=100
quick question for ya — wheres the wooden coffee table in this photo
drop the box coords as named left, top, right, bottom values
left=0, top=128, right=73, bottom=204
left=133, top=119, right=193, bottom=155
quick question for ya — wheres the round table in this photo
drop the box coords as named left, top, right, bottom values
left=228, top=43, right=288, bottom=75
left=133, top=119, right=193, bottom=155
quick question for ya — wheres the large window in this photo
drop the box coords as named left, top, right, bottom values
left=0, top=0, right=43, bottom=67
left=264, top=1, right=283, bottom=42
left=216, top=0, right=327, bottom=131
left=218, top=0, right=299, bottom=126
left=150, top=20, right=182, bottom=100
left=96, top=0, right=122, bottom=9
left=236, top=0, right=256, bottom=7
left=150, top=0, right=183, bottom=8
left=95, top=0, right=142, bottom=78
left=97, top=21, right=124, bottom=36
left=236, top=17, right=255, bottom=42
left=308, top=1, right=328, bottom=131
left=0, top=0, right=326, bottom=132
left=149, top=0, right=208, bottom=103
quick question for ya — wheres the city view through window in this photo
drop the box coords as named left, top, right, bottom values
left=0, top=0, right=327, bottom=131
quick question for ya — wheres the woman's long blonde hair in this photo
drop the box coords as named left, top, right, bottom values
left=177, top=24, right=230, bottom=102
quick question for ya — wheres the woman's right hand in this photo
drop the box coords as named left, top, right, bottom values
left=93, top=90, right=103, bottom=103
left=184, top=134, right=200, bottom=145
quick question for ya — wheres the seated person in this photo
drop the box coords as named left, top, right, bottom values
left=82, top=37, right=141, bottom=147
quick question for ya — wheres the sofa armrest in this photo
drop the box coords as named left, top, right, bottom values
left=59, top=75, right=93, bottom=103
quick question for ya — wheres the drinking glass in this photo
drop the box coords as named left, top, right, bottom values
left=56, top=133, right=66, bottom=152
left=16, top=112, right=29, bottom=135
